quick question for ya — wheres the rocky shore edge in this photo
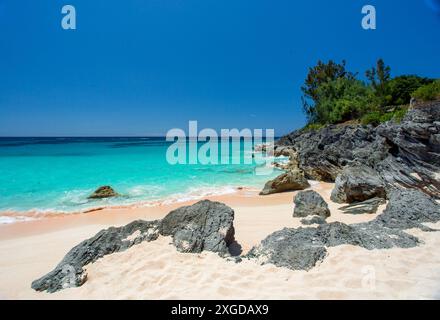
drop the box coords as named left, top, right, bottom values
left=32, top=101, right=440, bottom=293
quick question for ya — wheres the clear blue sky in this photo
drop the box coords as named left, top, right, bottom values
left=0, top=0, right=439, bottom=136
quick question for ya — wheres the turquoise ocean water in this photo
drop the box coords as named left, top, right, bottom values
left=0, top=137, right=281, bottom=222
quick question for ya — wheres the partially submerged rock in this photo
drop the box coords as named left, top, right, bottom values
left=88, top=186, right=119, bottom=199
left=293, top=190, right=330, bottom=218
left=331, top=165, right=386, bottom=204
left=259, top=170, right=310, bottom=195
left=340, top=197, right=386, bottom=215
left=32, top=200, right=235, bottom=293
left=160, top=200, right=235, bottom=255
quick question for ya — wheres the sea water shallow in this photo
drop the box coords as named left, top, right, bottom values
left=0, top=137, right=281, bottom=219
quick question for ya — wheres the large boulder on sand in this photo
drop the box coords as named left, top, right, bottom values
left=88, top=186, right=119, bottom=199
left=160, top=200, right=235, bottom=255
left=32, top=200, right=236, bottom=293
left=260, top=170, right=310, bottom=195
left=31, top=220, right=161, bottom=293
left=293, top=190, right=330, bottom=218
left=330, top=165, right=386, bottom=204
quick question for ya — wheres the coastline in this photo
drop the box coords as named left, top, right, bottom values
left=2, top=180, right=426, bottom=300
left=1, top=181, right=440, bottom=299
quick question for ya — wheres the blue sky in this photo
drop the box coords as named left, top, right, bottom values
left=0, top=0, right=439, bottom=136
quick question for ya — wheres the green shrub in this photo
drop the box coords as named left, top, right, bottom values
left=361, top=107, right=408, bottom=126
left=361, top=112, right=382, bottom=126
left=412, top=80, right=440, bottom=101
left=301, top=123, right=325, bottom=132
left=392, top=107, right=408, bottom=123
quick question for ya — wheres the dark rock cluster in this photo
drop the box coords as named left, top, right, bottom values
left=276, top=102, right=440, bottom=199
left=32, top=200, right=235, bottom=293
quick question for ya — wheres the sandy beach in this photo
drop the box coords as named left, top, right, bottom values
left=1, top=181, right=439, bottom=300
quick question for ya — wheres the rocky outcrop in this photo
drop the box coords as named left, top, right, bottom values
left=247, top=220, right=419, bottom=270
left=375, top=189, right=440, bottom=230
left=88, top=186, right=119, bottom=199
left=293, top=190, right=330, bottom=218
left=340, top=197, right=386, bottom=215
left=247, top=188, right=439, bottom=271
left=259, top=170, right=310, bottom=195
left=32, top=200, right=235, bottom=293
left=330, top=165, right=386, bottom=203
left=276, top=102, right=440, bottom=199
left=31, top=220, right=160, bottom=293
left=160, top=200, right=235, bottom=254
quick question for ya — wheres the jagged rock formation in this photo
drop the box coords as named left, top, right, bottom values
left=331, top=164, right=387, bottom=203
left=31, top=220, right=160, bottom=293
left=340, top=197, right=386, bottom=215
left=32, top=200, right=235, bottom=293
left=293, top=190, right=330, bottom=218
left=247, top=189, right=439, bottom=270
left=160, top=200, right=235, bottom=254
left=276, top=102, right=440, bottom=199
left=88, top=186, right=119, bottom=199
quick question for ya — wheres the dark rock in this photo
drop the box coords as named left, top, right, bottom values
left=259, top=170, right=310, bottom=195
left=293, top=190, right=330, bottom=218
left=32, top=200, right=236, bottom=293
left=276, top=102, right=440, bottom=198
left=31, top=220, right=160, bottom=293
left=374, top=189, right=440, bottom=230
left=330, top=165, right=387, bottom=204
left=248, top=187, right=440, bottom=271
left=340, top=197, right=386, bottom=215
left=160, top=200, right=235, bottom=255
left=88, top=186, right=119, bottom=199
left=246, top=220, right=420, bottom=271
left=300, top=215, right=327, bottom=225
left=246, top=227, right=328, bottom=270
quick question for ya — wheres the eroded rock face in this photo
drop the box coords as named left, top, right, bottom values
left=293, top=190, right=330, bottom=218
left=340, top=197, right=386, bottom=215
left=160, top=200, right=235, bottom=255
left=32, top=200, right=235, bottom=293
left=88, top=186, right=119, bottom=199
left=259, top=170, right=310, bottom=195
left=300, top=215, right=327, bottom=225
left=246, top=221, right=419, bottom=270
left=276, top=102, right=440, bottom=198
left=330, top=165, right=387, bottom=204
left=31, top=220, right=160, bottom=293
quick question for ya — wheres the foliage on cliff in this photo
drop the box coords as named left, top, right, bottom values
left=301, top=59, right=436, bottom=127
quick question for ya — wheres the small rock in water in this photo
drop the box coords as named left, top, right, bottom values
left=88, top=186, right=119, bottom=199
left=293, top=190, right=330, bottom=218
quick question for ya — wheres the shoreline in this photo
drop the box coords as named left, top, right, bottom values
left=2, top=181, right=440, bottom=299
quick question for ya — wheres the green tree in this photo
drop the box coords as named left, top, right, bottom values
left=388, top=75, right=433, bottom=105
left=301, top=60, right=354, bottom=122
left=412, top=79, right=440, bottom=101
left=366, top=59, right=391, bottom=107
left=313, top=77, right=375, bottom=124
